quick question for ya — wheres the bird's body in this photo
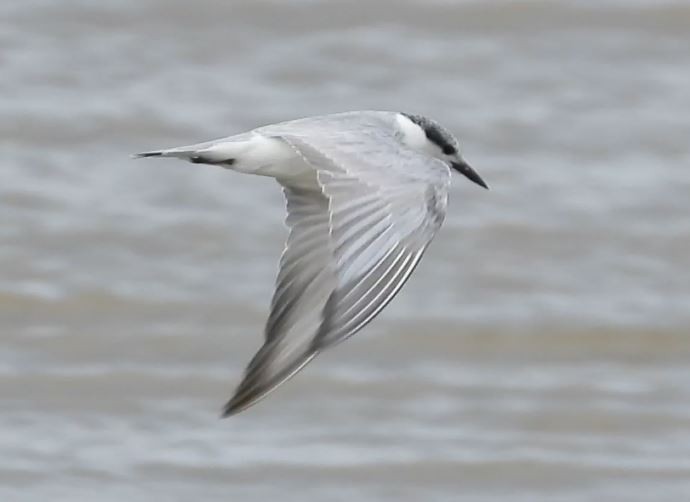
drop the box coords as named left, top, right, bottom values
left=135, top=111, right=487, bottom=416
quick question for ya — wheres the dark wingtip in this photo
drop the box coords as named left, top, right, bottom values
left=220, top=404, right=237, bottom=419
left=190, top=155, right=235, bottom=166
left=220, top=400, right=239, bottom=418
left=221, top=379, right=261, bottom=418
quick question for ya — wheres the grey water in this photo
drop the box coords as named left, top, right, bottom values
left=2, top=0, right=690, bottom=500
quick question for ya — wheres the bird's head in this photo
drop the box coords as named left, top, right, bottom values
left=396, top=112, right=488, bottom=189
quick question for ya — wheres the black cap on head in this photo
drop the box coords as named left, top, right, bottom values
left=403, top=113, right=488, bottom=189
left=402, top=113, right=458, bottom=155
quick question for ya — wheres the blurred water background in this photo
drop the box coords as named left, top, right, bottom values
left=2, top=0, right=690, bottom=500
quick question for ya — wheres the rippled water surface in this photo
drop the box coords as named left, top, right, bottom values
left=2, top=1, right=690, bottom=500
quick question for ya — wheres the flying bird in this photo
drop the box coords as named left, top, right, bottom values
left=134, top=111, right=488, bottom=416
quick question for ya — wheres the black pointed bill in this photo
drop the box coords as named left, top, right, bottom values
left=451, top=160, right=489, bottom=189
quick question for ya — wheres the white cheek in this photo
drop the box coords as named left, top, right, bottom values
left=396, top=113, right=437, bottom=155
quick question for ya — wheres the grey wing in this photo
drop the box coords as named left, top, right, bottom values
left=222, top=182, right=335, bottom=416
left=285, top=135, right=450, bottom=349
left=222, top=130, right=450, bottom=416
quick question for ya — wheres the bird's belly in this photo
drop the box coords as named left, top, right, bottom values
left=234, top=134, right=311, bottom=179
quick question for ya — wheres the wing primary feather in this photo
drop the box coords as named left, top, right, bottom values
left=222, top=346, right=318, bottom=417
left=334, top=249, right=425, bottom=339
left=223, top=181, right=334, bottom=416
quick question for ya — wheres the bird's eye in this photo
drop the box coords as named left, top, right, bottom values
left=442, top=145, right=456, bottom=155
